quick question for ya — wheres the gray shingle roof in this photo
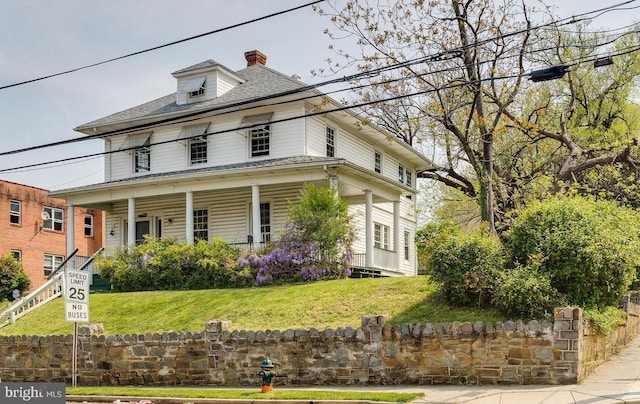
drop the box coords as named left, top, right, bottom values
left=76, top=64, right=309, bottom=131
left=171, top=59, right=222, bottom=75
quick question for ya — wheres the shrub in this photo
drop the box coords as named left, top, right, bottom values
left=506, top=196, right=640, bottom=308
left=425, top=227, right=504, bottom=307
left=0, top=254, right=30, bottom=301
left=583, top=306, right=626, bottom=335
left=95, top=237, right=248, bottom=292
left=238, top=184, right=355, bottom=285
left=493, top=259, right=565, bottom=319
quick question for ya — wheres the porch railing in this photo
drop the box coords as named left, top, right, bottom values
left=352, top=248, right=397, bottom=272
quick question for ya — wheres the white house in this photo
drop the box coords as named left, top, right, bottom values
left=50, top=50, right=432, bottom=277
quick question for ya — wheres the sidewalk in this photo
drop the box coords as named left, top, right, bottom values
left=66, top=334, right=640, bottom=404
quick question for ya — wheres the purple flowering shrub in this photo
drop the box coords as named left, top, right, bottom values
left=238, top=184, right=356, bottom=285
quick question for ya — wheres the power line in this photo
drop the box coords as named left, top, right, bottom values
left=0, top=74, right=523, bottom=175
left=1, top=0, right=630, bottom=158
left=5, top=36, right=639, bottom=176
left=0, top=0, right=324, bottom=91
left=1, top=0, right=638, bottom=177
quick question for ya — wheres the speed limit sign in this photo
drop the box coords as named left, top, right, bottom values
left=65, top=269, right=89, bottom=322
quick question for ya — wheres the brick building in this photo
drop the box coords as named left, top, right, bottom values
left=0, top=180, right=103, bottom=291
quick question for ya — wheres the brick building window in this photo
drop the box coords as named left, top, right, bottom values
left=44, top=254, right=64, bottom=277
left=10, top=250, right=21, bottom=261
left=84, top=214, right=94, bottom=237
left=9, top=200, right=21, bottom=225
left=43, top=206, right=64, bottom=231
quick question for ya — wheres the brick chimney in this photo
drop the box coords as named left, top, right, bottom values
left=244, top=50, right=267, bottom=67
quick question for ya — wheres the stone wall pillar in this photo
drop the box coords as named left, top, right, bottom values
left=361, top=315, right=386, bottom=384
left=552, top=307, right=582, bottom=383
left=206, top=320, right=231, bottom=384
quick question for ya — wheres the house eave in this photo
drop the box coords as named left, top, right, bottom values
left=49, top=157, right=348, bottom=200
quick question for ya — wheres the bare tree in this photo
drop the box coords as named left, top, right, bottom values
left=315, top=0, right=640, bottom=231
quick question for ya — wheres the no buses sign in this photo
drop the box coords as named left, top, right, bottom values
left=65, top=269, right=89, bottom=322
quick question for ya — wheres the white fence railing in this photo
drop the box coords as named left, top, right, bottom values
left=0, top=248, right=104, bottom=329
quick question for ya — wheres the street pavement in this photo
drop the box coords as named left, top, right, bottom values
left=66, top=333, right=640, bottom=404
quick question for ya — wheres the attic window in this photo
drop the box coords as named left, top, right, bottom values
left=184, top=77, right=206, bottom=98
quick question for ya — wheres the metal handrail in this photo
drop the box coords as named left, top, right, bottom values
left=0, top=247, right=105, bottom=329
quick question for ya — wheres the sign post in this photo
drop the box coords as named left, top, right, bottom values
left=65, top=268, right=90, bottom=388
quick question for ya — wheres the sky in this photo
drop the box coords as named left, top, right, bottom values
left=0, top=0, right=637, bottom=191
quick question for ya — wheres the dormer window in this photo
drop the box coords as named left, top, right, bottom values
left=183, top=77, right=206, bottom=100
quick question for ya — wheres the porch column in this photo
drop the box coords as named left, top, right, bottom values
left=186, top=191, right=194, bottom=244
left=66, top=203, right=75, bottom=268
left=394, top=200, right=401, bottom=271
left=127, top=197, right=136, bottom=247
left=365, top=190, right=373, bottom=268
left=252, top=185, right=261, bottom=246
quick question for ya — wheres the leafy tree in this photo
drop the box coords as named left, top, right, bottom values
left=506, top=196, right=640, bottom=307
left=238, top=184, right=356, bottom=285
left=0, top=254, right=30, bottom=301
left=315, top=0, right=640, bottom=232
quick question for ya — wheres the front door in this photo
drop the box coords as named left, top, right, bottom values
left=135, top=220, right=150, bottom=244
left=124, top=220, right=151, bottom=245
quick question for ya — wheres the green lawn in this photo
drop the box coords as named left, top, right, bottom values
left=67, top=386, right=422, bottom=402
left=0, top=276, right=506, bottom=336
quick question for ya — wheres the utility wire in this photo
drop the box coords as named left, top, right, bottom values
left=0, top=0, right=637, bottom=179
left=0, top=0, right=324, bottom=91
left=5, top=36, right=640, bottom=175
left=0, top=74, right=523, bottom=174
left=1, top=0, right=631, bottom=158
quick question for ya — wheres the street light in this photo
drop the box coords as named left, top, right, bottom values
left=529, top=65, right=569, bottom=82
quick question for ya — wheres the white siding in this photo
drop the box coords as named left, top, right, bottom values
left=151, top=126, right=187, bottom=173
left=349, top=204, right=367, bottom=253
left=216, top=70, right=241, bottom=97
left=306, top=116, right=328, bottom=157
left=268, top=108, right=305, bottom=159
left=104, top=183, right=306, bottom=248
left=109, top=134, right=133, bottom=181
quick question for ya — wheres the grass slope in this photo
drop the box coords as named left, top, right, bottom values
left=0, top=276, right=505, bottom=336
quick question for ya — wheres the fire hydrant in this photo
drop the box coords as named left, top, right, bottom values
left=258, top=358, right=276, bottom=392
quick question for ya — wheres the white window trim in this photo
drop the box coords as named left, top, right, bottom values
left=326, top=126, right=335, bottom=157
left=9, top=199, right=21, bottom=225
left=84, top=214, right=94, bottom=237
left=10, top=250, right=21, bottom=261
left=374, top=151, right=382, bottom=174
left=43, top=206, right=64, bottom=232
left=184, top=77, right=206, bottom=99
left=374, top=222, right=390, bottom=250
left=404, top=230, right=410, bottom=261
left=249, top=125, right=270, bottom=157
left=193, top=208, right=209, bottom=241
left=248, top=201, right=272, bottom=243
left=134, top=136, right=151, bottom=173
left=44, top=253, right=65, bottom=277
left=189, top=136, right=208, bottom=165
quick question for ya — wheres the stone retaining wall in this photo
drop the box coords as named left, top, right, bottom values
left=0, top=299, right=638, bottom=386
